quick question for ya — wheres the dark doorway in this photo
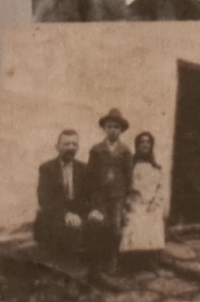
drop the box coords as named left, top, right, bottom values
left=170, top=59, right=200, bottom=224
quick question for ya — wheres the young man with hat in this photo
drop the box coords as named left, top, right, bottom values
left=87, top=108, right=132, bottom=288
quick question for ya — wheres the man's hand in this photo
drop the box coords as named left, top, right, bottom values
left=65, top=212, right=82, bottom=228
left=88, top=210, right=104, bottom=222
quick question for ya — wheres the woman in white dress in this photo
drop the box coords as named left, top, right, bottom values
left=120, top=132, right=165, bottom=270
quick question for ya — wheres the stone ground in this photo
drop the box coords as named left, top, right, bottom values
left=0, top=223, right=200, bottom=302
left=0, top=259, right=199, bottom=302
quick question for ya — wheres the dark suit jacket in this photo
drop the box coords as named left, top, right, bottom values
left=34, top=157, right=88, bottom=243
left=88, top=140, right=132, bottom=214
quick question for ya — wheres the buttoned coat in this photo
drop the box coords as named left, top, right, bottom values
left=34, top=157, right=88, bottom=247
left=88, top=140, right=132, bottom=216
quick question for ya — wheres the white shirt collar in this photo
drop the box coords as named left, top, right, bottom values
left=60, top=159, right=73, bottom=168
left=106, top=139, right=119, bottom=152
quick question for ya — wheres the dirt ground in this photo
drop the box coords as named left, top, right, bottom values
left=0, top=224, right=200, bottom=302
left=0, top=255, right=199, bottom=302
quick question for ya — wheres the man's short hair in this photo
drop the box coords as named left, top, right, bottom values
left=57, top=129, right=78, bottom=143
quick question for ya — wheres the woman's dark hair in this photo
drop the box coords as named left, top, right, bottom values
left=135, top=131, right=154, bottom=151
left=133, top=131, right=161, bottom=169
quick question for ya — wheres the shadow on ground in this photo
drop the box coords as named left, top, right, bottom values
left=0, top=223, right=200, bottom=301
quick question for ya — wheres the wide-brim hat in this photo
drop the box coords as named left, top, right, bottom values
left=99, top=108, right=129, bottom=132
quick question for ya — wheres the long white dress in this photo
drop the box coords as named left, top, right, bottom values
left=120, top=162, right=165, bottom=252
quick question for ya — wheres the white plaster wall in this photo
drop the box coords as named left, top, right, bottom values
left=0, top=23, right=199, bottom=230
left=0, top=0, right=32, bottom=103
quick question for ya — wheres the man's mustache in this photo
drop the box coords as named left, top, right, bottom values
left=63, top=150, right=76, bottom=156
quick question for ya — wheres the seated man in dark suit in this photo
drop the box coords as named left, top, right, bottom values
left=34, top=129, right=88, bottom=253
left=34, top=129, right=88, bottom=299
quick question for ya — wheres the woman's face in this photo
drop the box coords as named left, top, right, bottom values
left=137, top=135, right=152, bottom=155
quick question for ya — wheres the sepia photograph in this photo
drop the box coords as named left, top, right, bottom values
left=32, top=0, right=200, bottom=22
left=1, top=23, right=200, bottom=301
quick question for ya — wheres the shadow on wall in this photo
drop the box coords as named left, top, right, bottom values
left=32, top=0, right=200, bottom=22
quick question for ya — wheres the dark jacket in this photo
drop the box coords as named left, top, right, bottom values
left=88, top=140, right=132, bottom=214
left=34, top=157, right=88, bottom=243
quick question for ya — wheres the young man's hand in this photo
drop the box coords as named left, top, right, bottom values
left=65, top=212, right=82, bottom=228
left=88, top=210, right=104, bottom=222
